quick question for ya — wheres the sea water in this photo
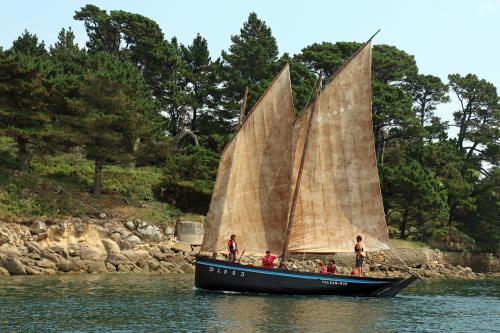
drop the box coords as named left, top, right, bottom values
left=0, top=274, right=498, bottom=332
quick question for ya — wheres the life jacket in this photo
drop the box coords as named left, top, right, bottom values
left=262, top=255, right=276, bottom=268
left=320, top=266, right=327, bottom=274
left=227, top=239, right=237, bottom=253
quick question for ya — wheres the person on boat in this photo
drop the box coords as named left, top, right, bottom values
left=327, top=260, right=337, bottom=274
left=319, top=260, right=328, bottom=274
left=227, top=234, right=238, bottom=262
left=262, top=251, right=277, bottom=268
left=278, top=261, right=288, bottom=270
left=354, top=235, right=365, bottom=276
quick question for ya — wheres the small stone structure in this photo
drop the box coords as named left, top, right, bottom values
left=175, top=221, right=204, bottom=245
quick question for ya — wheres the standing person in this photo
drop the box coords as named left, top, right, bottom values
left=319, top=260, right=327, bottom=274
left=227, top=234, right=238, bottom=262
left=327, top=260, right=337, bottom=274
left=354, top=235, right=365, bottom=276
left=261, top=251, right=277, bottom=268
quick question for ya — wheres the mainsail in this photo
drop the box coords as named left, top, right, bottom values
left=201, top=65, right=295, bottom=255
left=287, top=41, right=390, bottom=253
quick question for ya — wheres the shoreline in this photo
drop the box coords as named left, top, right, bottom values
left=1, top=218, right=497, bottom=279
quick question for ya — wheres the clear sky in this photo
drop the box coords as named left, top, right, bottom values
left=1, top=0, right=499, bottom=134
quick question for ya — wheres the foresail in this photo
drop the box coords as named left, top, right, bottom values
left=288, top=42, right=390, bottom=253
left=201, top=65, right=294, bottom=255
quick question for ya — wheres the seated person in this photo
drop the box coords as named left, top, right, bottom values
left=327, top=260, right=337, bottom=274
left=319, top=260, right=327, bottom=274
left=262, top=251, right=277, bottom=268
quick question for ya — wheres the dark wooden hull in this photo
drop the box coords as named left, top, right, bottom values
left=195, top=257, right=415, bottom=297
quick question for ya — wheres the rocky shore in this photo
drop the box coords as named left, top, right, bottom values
left=0, top=218, right=496, bottom=280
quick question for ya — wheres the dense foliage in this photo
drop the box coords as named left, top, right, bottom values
left=0, top=6, right=498, bottom=252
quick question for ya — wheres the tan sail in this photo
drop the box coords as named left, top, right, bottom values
left=288, top=42, right=390, bottom=253
left=201, top=65, right=295, bottom=255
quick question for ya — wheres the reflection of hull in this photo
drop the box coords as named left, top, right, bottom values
left=195, top=257, right=415, bottom=297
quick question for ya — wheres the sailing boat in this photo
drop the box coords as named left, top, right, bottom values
left=195, top=33, right=416, bottom=297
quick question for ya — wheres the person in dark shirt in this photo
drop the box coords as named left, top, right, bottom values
left=354, top=235, right=365, bottom=276
left=327, top=259, right=337, bottom=274
left=227, top=234, right=238, bottom=262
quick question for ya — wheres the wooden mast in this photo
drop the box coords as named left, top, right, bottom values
left=280, top=70, right=323, bottom=264
left=239, top=86, right=249, bottom=125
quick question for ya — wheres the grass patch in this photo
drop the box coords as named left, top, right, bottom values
left=389, top=239, right=430, bottom=249
left=0, top=136, right=165, bottom=220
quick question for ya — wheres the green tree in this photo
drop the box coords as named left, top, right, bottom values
left=406, top=74, right=450, bottom=140
left=464, top=167, right=500, bottom=253
left=177, top=34, right=222, bottom=138
left=221, top=12, right=279, bottom=119
left=67, top=52, right=154, bottom=196
left=448, top=73, right=499, bottom=167
left=381, top=160, right=449, bottom=240
left=44, top=28, right=87, bottom=151
left=0, top=33, right=49, bottom=172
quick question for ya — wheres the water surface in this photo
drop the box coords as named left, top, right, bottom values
left=0, top=274, right=498, bottom=332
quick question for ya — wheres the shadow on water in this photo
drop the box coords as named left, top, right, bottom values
left=0, top=274, right=499, bottom=332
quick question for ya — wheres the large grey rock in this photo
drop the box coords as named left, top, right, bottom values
left=137, top=224, right=162, bottom=242
left=124, top=221, right=135, bottom=230
left=1, top=257, right=27, bottom=275
left=124, top=235, right=142, bottom=246
left=176, top=221, right=204, bottom=245
left=30, top=221, right=47, bottom=235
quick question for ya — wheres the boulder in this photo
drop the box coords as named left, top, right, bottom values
left=149, top=247, right=172, bottom=261
left=137, top=224, right=163, bottom=242
left=106, top=252, right=131, bottom=267
left=164, top=226, right=174, bottom=236
left=1, top=257, right=27, bottom=275
left=124, top=235, right=142, bottom=246
left=124, top=221, right=135, bottom=230
left=26, top=266, right=45, bottom=275
left=101, top=238, right=121, bottom=253
left=99, top=213, right=107, bottom=219
left=176, top=221, right=204, bottom=245
left=57, top=259, right=80, bottom=272
left=105, top=262, right=117, bottom=272
left=36, top=259, right=56, bottom=269
left=0, top=266, right=10, bottom=276
left=79, top=245, right=105, bottom=261
left=179, top=262, right=195, bottom=273
left=0, top=244, right=21, bottom=257
left=25, top=241, right=42, bottom=254
left=40, top=249, right=62, bottom=263
left=30, top=221, right=47, bottom=235
left=87, top=261, right=108, bottom=273
left=171, top=242, right=192, bottom=253
left=122, top=249, right=151, bottom=264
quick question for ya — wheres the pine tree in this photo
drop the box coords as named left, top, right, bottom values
left=66, top=52, right=154, bottom=196
left=221, top=12, right=279, bottom=120
left=0, top=34, right=49, bottom=172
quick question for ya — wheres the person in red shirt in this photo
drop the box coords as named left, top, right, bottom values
left=227, top=234, right=238, bottom=262
left=319, top=260, right=328, bottom=274
left=261, top=251, right=276, bottom=268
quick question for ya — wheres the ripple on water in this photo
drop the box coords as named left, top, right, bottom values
left=0, top=275, right=499, bottom=332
